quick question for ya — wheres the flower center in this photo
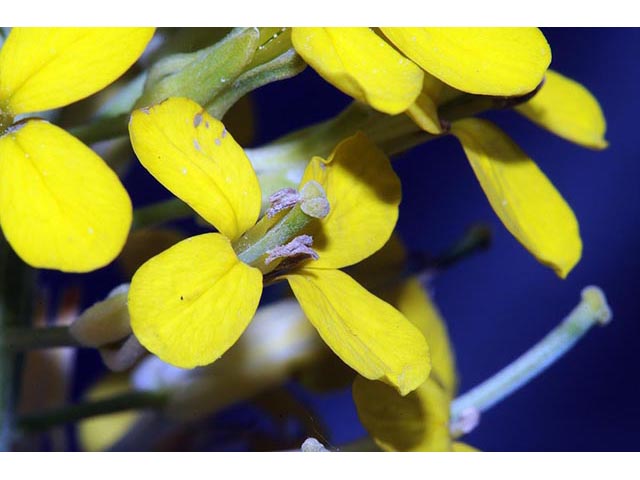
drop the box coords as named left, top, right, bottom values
left=232, top=180, right=329, bottom=274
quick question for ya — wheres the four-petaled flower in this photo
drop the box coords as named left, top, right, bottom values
left=127, top=97, right=430, bottom=395
left=0, top=27, right=155, bottom=271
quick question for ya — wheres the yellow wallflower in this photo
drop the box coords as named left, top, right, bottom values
left=353, top=279, right=474, bottom=452
left=0, top=27, right=155, bottom=272
left=127, top=97, right=430, bottom=396
left=291, top=27, right=551, bottom=133
left=292, top=28, right=608, bottom=278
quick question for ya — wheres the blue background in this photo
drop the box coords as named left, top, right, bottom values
left=49, top=28, right=639, bottom=451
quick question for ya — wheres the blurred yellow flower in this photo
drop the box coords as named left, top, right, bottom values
left=0, top=27, right=155, bottom=271
left=353, top=278, right=475, bottom=451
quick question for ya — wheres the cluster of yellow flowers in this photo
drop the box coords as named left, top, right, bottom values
left=0, top=27, right=607, bottom=451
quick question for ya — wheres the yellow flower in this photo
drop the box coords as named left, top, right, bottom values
left=0, top=27, right=155, bottom=271
left=448, top=70, right=607, bottom=278
left=292, top=28, right=609, bottom=278
left=292, top=27, right=551, bottom=133
left=353, top=278, right=475, bottom=451
left=127, top=97, right=430, bottom=396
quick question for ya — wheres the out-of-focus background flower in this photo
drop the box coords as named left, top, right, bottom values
left=41, top=28, right=640, bottom=451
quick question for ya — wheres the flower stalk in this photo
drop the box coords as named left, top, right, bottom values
left=3, top=326, right=80, bottom=351
left=0, top=236, right=35, bottom=450
left=18, top=390, right=168, bottom=433
left=131, top=198, right=195, bottom=231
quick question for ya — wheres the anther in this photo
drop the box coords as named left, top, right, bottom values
left=266, top=187, right=301, bottom=218
left=265, top=234, right=318, bottom=265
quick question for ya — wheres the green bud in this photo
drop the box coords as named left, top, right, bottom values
left=135, top=27, right=261, bottom=109
left=69, top=284, right=131, bottom=348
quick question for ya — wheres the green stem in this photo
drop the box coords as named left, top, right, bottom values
left=246, top=28, right=292, bottom=70
left=430, top=224, right=492, bottom=270
left=18, top=390, right=169, bottom=433
left=0, top=236, right=35, bottom=451
left=246, top=86, right=542, bottom=183
left=3, top=326, right=80, bottom=351
left=131, top=198, right=195, bottom=231
left=207, top=48, right=306, bottom=119
left=69, top=113, right=129, bottom=144
left=246, top=102, right=373, bottom=173
left=450, top=286, right=612, bottom=430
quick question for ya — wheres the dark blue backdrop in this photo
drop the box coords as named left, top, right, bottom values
left=53, top=28, right=639, bottom=451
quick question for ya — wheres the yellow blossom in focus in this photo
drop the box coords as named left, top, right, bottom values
left=292, top=28, right=610, bottom=278
left=127, top=97, right=430, bottom=396
left=291, top=27, right=551, bottom=133
left=0, top=27, right=155, bottom=272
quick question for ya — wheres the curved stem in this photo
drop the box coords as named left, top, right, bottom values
left=131, top=198, right=195, bottom=231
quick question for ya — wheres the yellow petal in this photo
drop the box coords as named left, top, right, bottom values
left=353, top=376, right=452, bottom=452
left=452, top=442, right=480, bottom=452
left=381, top=27, right=550, bottom=96
left=406, top=92, right=442, bottom=134
left=385, top=279, right=457, bottom=395
left=300, top=132, right=401, bottom=269
left=0, top=120, right=132, bottom=272
left=287, top=268, right=430, bottom=396
left=516, top=69, right=608, bottom=150
left=128, top=233, right=263, bottom=369
left=0, top=27, right=155, bottom=114
left=292, top=27, right=424, bottom=115
left=451, top=118, right=581, bottom=278
left=129, top=97, right=261, bottom=241
left=77, top=374, right=139, bottom=452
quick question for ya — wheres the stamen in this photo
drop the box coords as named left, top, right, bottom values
left=265, top=234, right=318, bottom=265
left=266, top=187, right=300, bottom=218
